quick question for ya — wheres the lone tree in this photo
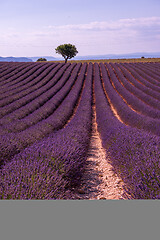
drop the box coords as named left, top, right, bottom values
left=55, top=44, right=78, bottom=63
left=37, top=58, right=47, bottom=62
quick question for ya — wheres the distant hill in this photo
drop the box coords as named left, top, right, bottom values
left=29, top=56, right=57, bottom=62
left=33, top=52, right=160, bottom=62
left=74, top=52, right=160, bottom=60
left=1, top=52, right=160, bottom=63
left=0, top=56, right=33, bottom=62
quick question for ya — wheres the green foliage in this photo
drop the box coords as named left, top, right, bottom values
left=37, top=58, right=47, bottom=62
left=55, top=44, right=78, bottom=63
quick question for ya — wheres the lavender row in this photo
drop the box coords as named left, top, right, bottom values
left=0, top=63, right=19, bottom=76
left=133, top=63, right=160, bottom=81
left=0, top=63, right=54, bottom=101
left=124, top=62, right=160, bottom=89
left=0, top=63, right=54, bottom=104
left=135, top=62, right=160, bottom=76
left=144, top=62, right=160, bottom=74
left=0, top=63, right=68, bottom=118
left=94, top=63, right=160, bottom=199
left=112, top=63, right=160, bottom=110
left=0, top=64, right=72, bottom=124
left=127, top=63, right=160, bottom=86
left=108, top=63, right=160, bottom=119
left=0, top=63, right=68, bottom=110
left=100, top=63, right=160, bottom=136
left=0, top=62, right=34, bottom=87
left=0, top=62, right=27, bottom=82
left=0, top=63, right=93, bottom=199
left=0, top=62, right=49, bottom=94
left=37, top=63, right=87, bottom=130
left=1, top=63, right=80, bottom=133
left=0, top=63, right=11, bottom=74
left=0, top=63, right=85, bottom=162
left=122, top=63, right=160, bottom=93
left=0, top=62, right=28, bottom=80
left=117, top=63, right=160, bottom=103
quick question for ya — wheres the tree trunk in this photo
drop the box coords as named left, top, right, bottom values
left=64, top=57, right=69, bottom=64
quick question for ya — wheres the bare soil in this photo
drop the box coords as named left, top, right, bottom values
left=72, top=106, right=128, bottom=200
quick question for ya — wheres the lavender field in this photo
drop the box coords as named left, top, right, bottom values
left=0, top=61, right=160, bottom=199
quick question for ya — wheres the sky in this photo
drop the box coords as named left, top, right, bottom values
left=0, top=0, right=160, bottom=57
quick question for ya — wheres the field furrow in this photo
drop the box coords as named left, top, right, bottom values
left=0, top=63, right=58, bottom=103
left=132, top=63, right=160, bottom=81
left=100, top=63, right=160, bottom=135
left=127, top=63, right=160, bottom=86
left=108, top=63, right=160, bottom=119
left=0, top=62, right=51, bottom=94
left=0, top=63, right=80, bottom=132
left=0, top=61, right=160, bottom=199
left=0, top=63, right=93, bottom=199
left=0, top=63, right=68, bottom=111
left=118, top=63, right=160, bottom=102
left=123, top=63, right=160, bottom=92
left=94, top=62, right=160, bottom=199
left=0, top=62, right=30, bottom=80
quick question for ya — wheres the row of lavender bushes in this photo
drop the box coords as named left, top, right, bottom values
left=0, top=63, right=67, bottom=117
left=0, top=63, right=16, bottom=74
left=118, top=63, right=160, bottom=102
left=132, top=63, right=160, bottom=82
left=0, top=63, right=53, bottom=98
left=127, top=63, right=160, bottom=85
left=113, top=63, right=160, bottom=110
left=0, top=64, right=65, bottom=123
left=0, top=63, right=79, bottom=132
left=0, top=63, right=86, bottom=164
left=0, top=62, right=32, bottom=83
left=0, top=62, right=52, bottom=104
left=0, top=63, right=32, bottom=86
left=0, top=62, right=30, bottom=74
left=106, top=63, right=160, bottom=119
left=122, top=63, right=160, bottom=93
left=0, top=62, right=45, bottom=92
left=145, top=62, right=160, bottom=74
left=94, top=63, right=160, bottom=199
left=0, top=63, right=62, bottom=106
left=0, top=63, right=93, bottom=199
left=100, top=63, right=160, bottom=136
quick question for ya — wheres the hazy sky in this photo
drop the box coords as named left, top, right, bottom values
left=0, top=0, right=160, bottom=57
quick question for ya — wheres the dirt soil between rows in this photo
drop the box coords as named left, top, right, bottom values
left=71, top=106, right=129, bottom=200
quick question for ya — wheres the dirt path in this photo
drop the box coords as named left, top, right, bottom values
left=72, top=106, right=128, bottom=200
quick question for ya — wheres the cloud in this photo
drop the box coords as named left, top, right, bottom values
left=45, top=17, right=160, bottom=32
left=40, top=17, right=160, bottom=54
left=1, top=17, right=160, bottom=56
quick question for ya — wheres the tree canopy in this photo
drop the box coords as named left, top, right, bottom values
left=37, top=58, right=47, bottom=62
left=55, top=44, right=78, bottom=63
